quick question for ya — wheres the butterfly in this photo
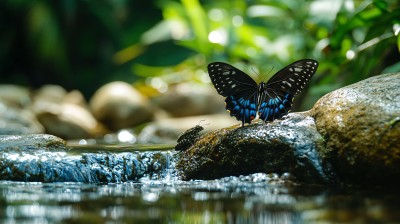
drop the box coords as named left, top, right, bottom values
left=207, top=59, right=318, bottom=127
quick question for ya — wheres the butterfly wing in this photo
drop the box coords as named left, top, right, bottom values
left=258, top=59, right=318, bottom=122
left=208, top=62, right=258, bottom=126
left=208, top=62, right=258, bottom=96
left=225, top=90, right=258, bottom=126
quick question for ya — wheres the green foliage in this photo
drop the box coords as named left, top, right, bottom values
left=134, top=0, right=400, bottom=110
left=1, top=0, right=399, bottom=109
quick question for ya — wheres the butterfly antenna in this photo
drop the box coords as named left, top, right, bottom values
left=251, top=66, right=262, bottom=83
left=262, top=66, right=275, bottom=82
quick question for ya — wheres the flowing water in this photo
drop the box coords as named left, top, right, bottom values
left=1, top=144, right=399, bottom=223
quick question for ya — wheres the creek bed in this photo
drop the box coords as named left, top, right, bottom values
left=1, top=154, right=400, bottom=222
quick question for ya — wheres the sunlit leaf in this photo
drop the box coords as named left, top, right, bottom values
left=181, top=0, right=211, bottom=55
left=398, top=33, right=400, bottom=52
left=113, top=44, right=145, bottom=65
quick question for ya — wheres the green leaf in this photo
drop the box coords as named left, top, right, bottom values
left=181, top=0, right=211, bottom=55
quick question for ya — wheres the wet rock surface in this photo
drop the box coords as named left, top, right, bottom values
left=311, top=72, right=400, bottom=185
left=176, top=113, right=334, bottom=184
left=0, top=134, right=174, bottom=183
left=0, top=134, right=67, bottom=151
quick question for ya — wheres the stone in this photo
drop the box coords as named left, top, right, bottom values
left=63, top=90, right=88, bottom=107
left=33, top=84, right=68, bottom=103
left=311, top=72, right=400, bottom=185
left=33, top=100, right=106, bottom=140
left=0, top=101, right=44, bottom=135
left=176, top=113, right=333, bottom=184
left=0, top=84, right=31, bottom=107
left=31, top=86, right=105, bottom=139
left=90, top=81, right=154, bottom=130
left=0, top=134, right=66, bottom=151
left=151, top=83, right=225, bottom=117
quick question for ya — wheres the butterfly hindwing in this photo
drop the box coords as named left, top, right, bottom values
left=225, top=90, right=258, bottom=126
left=258, top=92, right=293, bottom=122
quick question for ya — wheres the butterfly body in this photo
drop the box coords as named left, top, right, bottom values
left=207, top=59, right=318, bottom=127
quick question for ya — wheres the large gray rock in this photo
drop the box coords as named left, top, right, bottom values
left=176, top=113, right=333, bottom=184
left=311, top=72, right=400, bottom=185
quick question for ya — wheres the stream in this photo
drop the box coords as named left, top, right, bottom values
left=1, top=143, right=399, bottom=223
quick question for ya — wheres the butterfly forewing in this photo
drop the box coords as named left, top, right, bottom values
left=208, top=62, right=257, bottom=97
left=265, top=59, right=318, bottom=95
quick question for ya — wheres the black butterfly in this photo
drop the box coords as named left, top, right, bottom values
left=207, top=59, right=318, bottom=127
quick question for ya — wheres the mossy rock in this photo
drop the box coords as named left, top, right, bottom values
left=176, top=113, right=334, bottom=184
left=311, top=72, right=400, bottom=185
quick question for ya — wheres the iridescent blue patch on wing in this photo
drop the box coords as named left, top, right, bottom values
left=258, top=93, right=293, bottom=122
left=226, top=96, right=257, bottom=124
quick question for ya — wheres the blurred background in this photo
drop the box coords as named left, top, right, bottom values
left=0, top=0, right=399, bottom=139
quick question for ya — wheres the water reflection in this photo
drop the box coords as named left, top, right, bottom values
left=0, top=176, right=400, bottom=223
